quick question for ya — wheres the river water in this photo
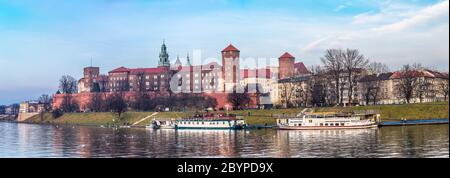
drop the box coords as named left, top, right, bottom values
left=0, top=122, right=448, bottom=158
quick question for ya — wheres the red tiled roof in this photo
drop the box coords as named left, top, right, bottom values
left=241, top=68, right=272, bottom=79
left=391, top=71, right=434, bottom=79
left=109, top=66, right=168, bottom=74
left=109, top=67, right=130, bottom=73
left=390, top=70, right=444, bottom=79
left=222, top=44, right=240, bottom=52
left=172, top=62, right=222, bottom=72
left=129, top=67, right=167, bottom=74
left=279, top=52, right=295, bottom=59
left=294, top=62, right=310, bottom=74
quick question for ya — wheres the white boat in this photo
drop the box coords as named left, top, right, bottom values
left=148, top=113, right=247, bottom=130
left=177, top=113, right=247, bottom=129
left=277, top=112, right=380, bottom=130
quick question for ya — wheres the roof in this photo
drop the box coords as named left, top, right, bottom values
left=221, top=44, right=240, bottom=52
left=109, top=66, right=168, bottom=74
left=294, top=62, right=310, bottom=75
left=129, top=67, right=168, bottom=74
left=359, top=72, right=394, bottom=82
left=425, top=69, right=449, bottom=79
left=241, top=68, right=272, bottom=79
left=279, top=52, right=295, bottom=59
left=109, top=67, right=130, bottom=73
left=278, top=75, right=312, bottom=83
left=389, top=69, right=448, bottom=79
left=172, top=62, right=222, bottom=72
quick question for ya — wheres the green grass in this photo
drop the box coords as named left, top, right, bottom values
left=315, top=102, right=449, bottom=121
left=25, top=102, right=448, bottom=126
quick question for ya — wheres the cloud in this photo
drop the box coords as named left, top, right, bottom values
left=334, top=1, right=352, bottom=12
left=352, top=2, right=418, bottom=25
left=301, top=0, right=449, bottom=69
left=374, top=0, right=449, bottom=33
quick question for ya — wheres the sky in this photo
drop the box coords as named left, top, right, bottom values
left=0, top=0, right=448, bottom=104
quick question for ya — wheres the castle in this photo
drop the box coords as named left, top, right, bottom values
left=55, top=42, right=310, bottom=110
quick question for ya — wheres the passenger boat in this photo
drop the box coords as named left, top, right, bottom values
left=148, top=113, right=247, bottom=130
left=277, top=112, right=380, bottom=130
left=176, top=113, right=247, bottom=129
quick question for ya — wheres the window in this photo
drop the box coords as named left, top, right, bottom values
left=154, top=75, right=157, bottom=79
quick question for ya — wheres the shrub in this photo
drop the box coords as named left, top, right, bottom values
left=52, top=108, right=64, bottom=119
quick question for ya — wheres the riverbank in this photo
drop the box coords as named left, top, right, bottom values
left=25, top=102, right=449, bottom=126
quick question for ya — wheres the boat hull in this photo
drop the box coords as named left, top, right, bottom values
left=176, top=125, right=245, bottom=130
left=278, top=124, right=378, bottom=130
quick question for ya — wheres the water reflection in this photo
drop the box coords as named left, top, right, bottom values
left=0, top=122, right=448, bottom=158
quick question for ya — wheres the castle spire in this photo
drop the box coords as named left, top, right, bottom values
left=158, top=40, right=170, bottom=67
left=186, top=52, right=192, bottom=66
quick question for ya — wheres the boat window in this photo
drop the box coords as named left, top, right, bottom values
left=202, top=122, right=204, bottom=125
left=320, top=123, right=323, bottom=126
left=299, top=124, right=302, bottom=126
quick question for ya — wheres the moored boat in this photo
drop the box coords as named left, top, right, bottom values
left=147, top=113, right=247, bottom=130
left=176, top=113, right=247, bottom=130
left=277, top=111, right=380, bottom=130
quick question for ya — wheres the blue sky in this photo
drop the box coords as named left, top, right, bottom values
left=0, top=0, right=448, bottom=104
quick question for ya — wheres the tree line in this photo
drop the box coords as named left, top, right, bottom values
left=279, top=48, right=449, bottom=108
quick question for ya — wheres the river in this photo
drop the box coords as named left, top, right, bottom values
left=0, top=122, right=448, bottom=158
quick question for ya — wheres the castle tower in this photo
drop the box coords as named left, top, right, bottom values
left=278, top=52, right=295, bottom=79
left=221, top=44, right=240, bottom=92
left=158, top=41, right=170, bottom=68
left=186, top=52, right=192, bottom=66
left=174, top=55, right=182, bottom=70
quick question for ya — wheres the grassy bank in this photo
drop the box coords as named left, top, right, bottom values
left=26, top=102, right=448, bottom=126
left=314, top=102, right=449, bottom=122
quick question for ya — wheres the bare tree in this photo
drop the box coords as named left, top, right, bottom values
left=321, top=49, right=344, bottom=105
left=60, top=95, right=79, bottom=112
left=416, top=77, right=433, bottom=103
left=98, top=74, right=109, bottom=92
left=307, top=65, right=326, bottom=107
left=106, top=92, right=127, bottom=117
left=439, top=77, right=449, bottom=101
left=38, top=94, right=53, bottom=112
left=361, top=80, right=381, bottom=105
left=342, top=49, right=369, bottom=105
left=279, top=82, right=296, bottom=108
left=396, top=64, right=420, bottom=103
left=88, top=93, right=105, bottom=112
left=59, top=75, right=77, bottom=94
left=227, top=86, right=251, bottom=110
left=368, top=61, right=390, bottom=74
left=0, top=105, right=5, bottom=115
